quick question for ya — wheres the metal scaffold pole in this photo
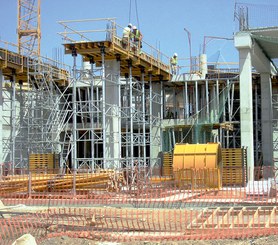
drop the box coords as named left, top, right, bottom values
left=141, top=69, right=146, bottom=167
left=128, top=60, right=134, bottom=170
left=90, top=58, right=95, bottom=170
left=117, top=56, right=122, bottom=169
left=11, top=71, right=16, bottom=175
left=149, top=74, right=152, bottom=171
left=72, top=48, right=77, bottom=195
left=101, top=46, right=106, bottom=168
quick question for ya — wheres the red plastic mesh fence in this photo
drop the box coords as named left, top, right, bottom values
left=1, top=207, right=278, bottom=244
left=0, top=166, right=278, bottom=242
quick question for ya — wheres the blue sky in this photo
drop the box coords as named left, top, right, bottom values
left=1, top=0, right=278, bottom=68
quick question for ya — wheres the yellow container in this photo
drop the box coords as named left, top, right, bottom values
left=172, top=143, right=222, bottom=189
left=173, top=143, right=222, bottom=170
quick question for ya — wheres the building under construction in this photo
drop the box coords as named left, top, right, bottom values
left=1, top=1, right=278, bottom=243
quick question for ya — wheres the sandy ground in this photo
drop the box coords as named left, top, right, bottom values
left=39, top=235, right=278, bottom=245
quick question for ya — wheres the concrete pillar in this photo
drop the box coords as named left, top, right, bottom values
left=105, top=60, right=121, bottom=168
left=235, top=33, right=254, bottom=181
left=260, top=73, right=273, bottom=167
left=200, top=54, right=207, bottom=79
left=0, top=69, right=3, bottom=176
left=150, top=82, right=162, bottom=164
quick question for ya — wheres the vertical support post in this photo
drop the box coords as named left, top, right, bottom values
left=125, top=73, right=129, bottom=162
left=195, top=80, right=199, bottom=143
left=0, top=69, right=3, bottom=177
left=71, top=47, right=77, bottom=196
left=19, top=80, right=24, bottom=168
left=224, top=82, right=228, bottom=148
left=235, top=33, right=254, bottom=181
left=173, top=85, right=177, bottom=118
left=117, top=56, right=122, bottom=169
left=11, top=71, right=16, bottom=175
left=90, top=58, right=95, bottom=170
left=128, top=60, right=133, bottom=169
left=28, top=171, right=32, bottom=199
left=100, top=46, right=106, bottom=168
left=205, top=79, right=209, bottom=122
left=261, top=72, right=273, bottom=168
left=216, top=79, right=219, bottom=120
left=254, top=83, right=259, bottom=163
left=185, top=81, right=189, bottom=119
left=160, top=78, right=163, bottom=125
left=229, top=82, right=236, bottom=147
left=141, top=69, right=146, bottom=167
left=149, top=74, right=153, bottom=173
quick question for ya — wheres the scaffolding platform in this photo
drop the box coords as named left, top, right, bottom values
left=63, top=38, right=171, bottom=81
left=0, top=45, right=69, bottom=84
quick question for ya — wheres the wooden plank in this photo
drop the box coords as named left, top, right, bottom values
left=265, top=206, right=276, bottom=228
left=187, top=208, right=208, bottom=229
left=215, top=207, right=234, bottom=229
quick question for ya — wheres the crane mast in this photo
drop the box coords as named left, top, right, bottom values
left=17, top=0, right=41, bottom=57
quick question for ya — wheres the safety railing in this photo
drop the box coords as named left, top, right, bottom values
left=0, top=39, right=70, bottom=81
left=58, top=18, right=171, bottom=73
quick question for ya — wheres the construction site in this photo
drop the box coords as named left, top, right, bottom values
left=1, top=1, right=278, bottom=244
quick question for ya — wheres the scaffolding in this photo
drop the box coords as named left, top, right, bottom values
left=1, top=16, right=273, bottom=178
left=57, top=18, right=168, bottom=177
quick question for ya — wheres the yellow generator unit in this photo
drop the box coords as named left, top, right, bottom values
left=172, top=143, right=222, bottom=190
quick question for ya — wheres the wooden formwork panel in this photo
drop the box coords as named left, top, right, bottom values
left=222, top=148, right=246, bottom=186
left=162, top=152, right=173, bottom=176
left=29, top=153, right=57, bottom=171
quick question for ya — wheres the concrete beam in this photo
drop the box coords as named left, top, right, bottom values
left=251, top=40, right=277, bottom=75
left=235, top=32, right=277, bottom=75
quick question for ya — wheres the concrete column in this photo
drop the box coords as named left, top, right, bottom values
left=105, top=60, right=121, bottom=168
left=235, top=33, right=254, bottom=181
left=150, top=81, right=162, bottom=165
left=0, top=69, right=3, bottom=176
left=200, top=54, right=207, bottom=79
left=260, top=73, right=273, bottom=166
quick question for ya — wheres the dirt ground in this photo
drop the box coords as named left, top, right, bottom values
left=39, top=235, right=278, bottom=245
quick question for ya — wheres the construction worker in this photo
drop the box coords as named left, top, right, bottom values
left=170, top=53, right=178, bottom=75
left=122, top=23, right=133, bottom=49
left=132, top=26, right=143, bottom=54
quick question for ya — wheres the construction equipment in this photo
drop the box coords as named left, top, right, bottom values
left=172, top=143, right=222, bottom=189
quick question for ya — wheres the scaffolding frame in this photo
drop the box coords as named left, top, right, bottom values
left=162, top=77, right=241, bottom=151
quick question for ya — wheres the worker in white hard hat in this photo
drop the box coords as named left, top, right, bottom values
left=122, top=23, right=133, bottom=49
left=170, top=53, right=178, bottom=75
left=132, top=25, right=143, bottom=54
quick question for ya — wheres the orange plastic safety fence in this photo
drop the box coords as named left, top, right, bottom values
left=1, top=207, right=278, bottom=243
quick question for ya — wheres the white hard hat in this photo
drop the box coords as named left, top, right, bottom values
left=174, top=53, right=178, bottom=57
left=133, top=26, right=137, bottom=29
left=128, top=23, right=132, bottom=28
